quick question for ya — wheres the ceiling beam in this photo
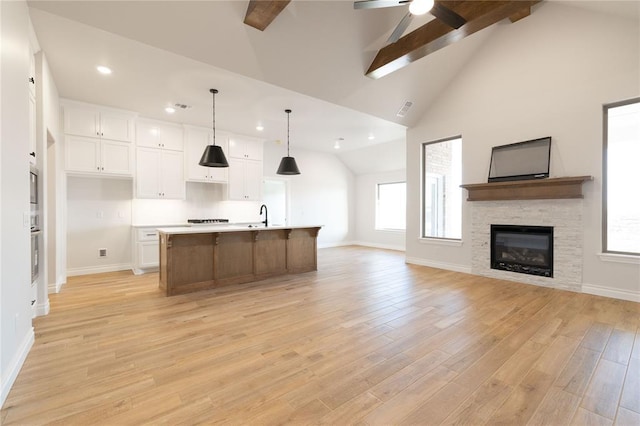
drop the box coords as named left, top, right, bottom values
left=366, top=1, right=541, bottom=79
left=244, top=0, right=291, bottom=31
left=509, top=7, right=532, bottom=23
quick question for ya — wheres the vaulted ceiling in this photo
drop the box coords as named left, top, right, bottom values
left=28, top=1, right=639, bottom=154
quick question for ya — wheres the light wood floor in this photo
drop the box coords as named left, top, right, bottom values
left=2, top=246, right=639, bottom=425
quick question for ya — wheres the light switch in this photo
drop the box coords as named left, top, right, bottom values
left=96, top=211, right=104, bottom=219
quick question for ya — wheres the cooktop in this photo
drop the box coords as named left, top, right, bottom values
left=187, top=219, right=230, bottom=225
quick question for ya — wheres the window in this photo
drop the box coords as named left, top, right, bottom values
left=422, top=136, right=462, bottom=239
left=376, top=182, right=406, bottom=231
left=604, top=98, right=640, bottom=255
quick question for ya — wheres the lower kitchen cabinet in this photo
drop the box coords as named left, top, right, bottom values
left=136, top=147, right=185, bottom=199
left=228, top=157, right=263, bottom=201
left=132, top=227, right=160, bottom=274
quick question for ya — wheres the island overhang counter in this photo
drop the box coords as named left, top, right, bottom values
left=157, top=225, right=321, bottom=296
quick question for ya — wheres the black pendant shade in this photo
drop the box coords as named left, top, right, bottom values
left=199, top=144, right=228, bottom=167
left=277, top=109, right=301, bottom=175
left=277, top=156, right=300, bottom=175
left=199, top=88, right=229, bottom=168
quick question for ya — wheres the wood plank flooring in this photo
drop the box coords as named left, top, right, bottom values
left=2, top=246, right=639, bottom=425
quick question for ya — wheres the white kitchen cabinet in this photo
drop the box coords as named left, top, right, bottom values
left=136, top=119, right=184, bottom=151
left=228, top=136, right=263, bottom=161
left=228, top=157, right=263, bottom=201
left=132, top=227, right=160, bottom=274
left=184, top=126, right=229, bottom=183
left=65, top=135, right=133, bottom=176
left=63, top=105, right=135, bottom=142
left=136, top=147, right=184, bottom=199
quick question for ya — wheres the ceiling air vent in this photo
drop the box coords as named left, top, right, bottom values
left=396, top=100, right=413, bottom=118
left=173, top=103, right=192, bottom=110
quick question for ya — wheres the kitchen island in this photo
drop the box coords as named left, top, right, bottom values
left=157, top=225, right=321, bottom=296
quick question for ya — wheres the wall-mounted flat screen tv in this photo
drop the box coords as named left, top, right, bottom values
left=488, top=136, right=551, bottom=183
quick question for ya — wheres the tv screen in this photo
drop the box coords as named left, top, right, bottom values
left=488, top=137, right=551, bottom=182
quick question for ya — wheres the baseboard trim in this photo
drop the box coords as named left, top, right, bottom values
left=353, top=241, right=405, bottom=252
left=1, top=328, right=35, bottom=408
left=67, top=263, right=132, bottom=277
left=36, top=299, right=50, bottom=316
left=582, top=283, right=640, bottom=303
left=405, top=256, right=472, bottom=274
left=318, top=241, right=355, bottom=249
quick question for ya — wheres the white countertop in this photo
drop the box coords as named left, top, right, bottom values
left=156, top=225, right=322, bottom=234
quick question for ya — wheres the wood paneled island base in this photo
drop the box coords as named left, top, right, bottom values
left=158, top=226, right=321, bottom=296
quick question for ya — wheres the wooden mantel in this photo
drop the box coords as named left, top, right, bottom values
left=460, top=176, right=593, bottom=201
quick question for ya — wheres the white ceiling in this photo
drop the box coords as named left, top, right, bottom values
left=28, top=1, right=639, bottom=155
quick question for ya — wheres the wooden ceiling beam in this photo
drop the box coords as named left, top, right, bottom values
left=366, top=0, right=540, bottom=79
left=244, top=0, right=291, bottom=31
left=509, top=7, right=532, bottom=23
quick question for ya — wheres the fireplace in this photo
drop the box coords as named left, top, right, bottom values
left=490, top=225, right=553, bottom=277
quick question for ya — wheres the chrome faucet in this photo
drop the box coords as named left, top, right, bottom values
left=260, top=204, right=268, bottom=227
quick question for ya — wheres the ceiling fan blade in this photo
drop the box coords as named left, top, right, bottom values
left=354, top=0, right=410, bottom=10
left=387, top=12, right=413, bottom=44
left=430, top=2, right=467, bottom=29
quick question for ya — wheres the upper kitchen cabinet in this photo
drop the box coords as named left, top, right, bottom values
left=63, top=102, right=135, bottom=143
left=65, top=135, right=134, bottom=176
left=136, top=147, right=185, bottom=199
left=227, top=135, right=264, bottom=201
left=228, top=158, right=263, bottom=201
left=62, top=100, right=136, bottom=177
left=228, top=136, right=263, bottom=161
left=184, top=126, right=229, bottom=183
left=136, top=119, right=184, bottom=151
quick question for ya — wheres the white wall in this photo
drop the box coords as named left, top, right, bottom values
left=1, top=0, right=35, bottom=407
left=354, top=169, right=406, bottom=251
left=406, top=3, right=640, bottom=299
left=264, top=142, right=355, bottom=246
left=66, top=177, right=133, bottom=275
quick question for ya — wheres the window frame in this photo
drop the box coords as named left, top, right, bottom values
left=421, top=135, right=463, bottom=241
left=375, top=181, right=406, bottom=232
left=602, top=97, right=640, bottom=256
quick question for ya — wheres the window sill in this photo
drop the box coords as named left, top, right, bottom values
left=418, top=238, right=463, bottom=247
left=598, top=253, right=640, bottom=265
left=375, top=229, right=406, bottom=234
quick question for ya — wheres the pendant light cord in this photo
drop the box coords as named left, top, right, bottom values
left=285, top=109, right=292, bottom=157
left=210, top=88, right=218, bottom=147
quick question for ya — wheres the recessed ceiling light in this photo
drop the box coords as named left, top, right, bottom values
left=368, top=135, right=375, bottom=141
left=256, top=125, right=264, bottom=131
left=165, top=107, right=176, bottom=114
left=96, top=65, right=112, bottom=75
left=334, top=137, right=344, bottom=150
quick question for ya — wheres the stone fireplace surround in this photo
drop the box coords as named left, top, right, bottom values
left=471, top=199, right=583, bottom=292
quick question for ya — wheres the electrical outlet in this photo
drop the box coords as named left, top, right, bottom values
left=96, top=211, right=104, bottom=219
left=99, top=248, right=107, bottom=257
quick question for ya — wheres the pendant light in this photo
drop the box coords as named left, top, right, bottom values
left=277, top=109, right=301, bottom=175
left=199, top=88, right=229, bottom=168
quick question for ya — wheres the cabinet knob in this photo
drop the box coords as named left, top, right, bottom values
left=28, top=77, right=35, bottom=84
left=29, top=152, right=35, bottom=157
left=97, top=167, right=100, bottom=170
left=101, top=167, right=104, bottom=171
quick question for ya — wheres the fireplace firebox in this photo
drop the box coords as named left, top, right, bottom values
left=490, top=225, right=553, bottom=277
